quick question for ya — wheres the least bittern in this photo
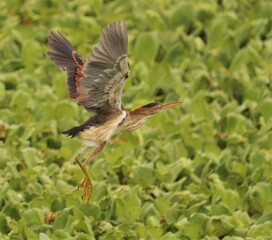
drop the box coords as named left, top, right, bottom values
left=48, top=21, right=180, bottom=203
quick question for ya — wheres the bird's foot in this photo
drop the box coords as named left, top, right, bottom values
left=78, top=177, right=92, bottom=204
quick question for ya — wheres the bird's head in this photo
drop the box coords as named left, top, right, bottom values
left=133, top=102, right=181, bottom=116
left=123, top=102, right=181, bottom=132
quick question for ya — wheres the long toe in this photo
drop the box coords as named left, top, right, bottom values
left=78, top=178, right=87, bottom=190
left=80, top=177, right=93, bottom=204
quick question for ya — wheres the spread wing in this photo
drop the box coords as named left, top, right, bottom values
left=77, top=21, right=129, bottom=114
left=47, top=21, right=129, bottom=114
left=47, top=32, right=84, bottom=99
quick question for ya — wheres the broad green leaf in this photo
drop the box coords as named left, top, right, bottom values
left=229, top=211, right=251, bottom=229
left=30, top=197, right=55, bottom=208
left=22, top=209, right=43, bottom=226
left=230, top=48, right=250, bottom=72
left=114, top=191, right=141, bottom=221
left=130, top=165, right=155, bottom=187
left=0, top=82, right=5, bottom=101
left=259, top=99, right=272, bottom=122
left=21, top=40, right=42, bottom=71
left=0, top=213, right=9, bottom=234
left=1, top=1, right=272, bottom=239
left=170, top=2, right=196, bottom=29
left=160, top=232, right=180, bottom=240
left=39, top=233, right=51, bottom=240
left=134, top=33, right=159, bottom=63
left=146, top=9, right=165, bottom=31
left=247, top=222, right=272, bottom=238
left=46, top=163, right=60, bottom=176
left=207, top=17, right=227, bottom=47
left=21, top=147, right=39, bottom=168
left=10, top=90, right=34, bottom=110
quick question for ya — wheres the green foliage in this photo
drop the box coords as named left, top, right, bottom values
left=1, top=0, right=272, bottom=239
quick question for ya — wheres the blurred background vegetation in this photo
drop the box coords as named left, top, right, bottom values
left=0, top=0, right=272, bottom=239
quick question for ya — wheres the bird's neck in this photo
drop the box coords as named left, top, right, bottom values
left=120, top=110, right=151, bottom=132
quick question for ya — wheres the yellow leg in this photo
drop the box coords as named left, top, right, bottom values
left=75, top=156, right=93, bottom=203
left=83, top=141, right=107, bottom=165
left=75, top=142, right=107, bottom=203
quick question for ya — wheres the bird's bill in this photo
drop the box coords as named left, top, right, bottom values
left=161, top=102, right=182, bottom=109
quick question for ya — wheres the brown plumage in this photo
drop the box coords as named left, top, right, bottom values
left=48, top=21, right=180, bottom=203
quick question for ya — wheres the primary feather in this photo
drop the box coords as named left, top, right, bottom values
left=47, top=21, right=130, bottom=115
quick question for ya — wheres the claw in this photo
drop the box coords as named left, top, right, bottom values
left=75, top=155, right=93, bottom=203
left=75, top=144, right=106, bottom=204
left=78, top=177, right=92, bottom=204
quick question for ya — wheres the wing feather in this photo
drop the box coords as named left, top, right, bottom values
left=47, top=32, right=84, bottom=98
left=77, top=21, right=130, bottom=113
left=47, top=21, right=129, bottom=114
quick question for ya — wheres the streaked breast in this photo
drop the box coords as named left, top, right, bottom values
left=78, top=111, right=127, bottom=145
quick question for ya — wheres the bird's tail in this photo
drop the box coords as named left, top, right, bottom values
left=47, top=32, right=84, bottom=98
left=62, top=126, right=83, bottom=138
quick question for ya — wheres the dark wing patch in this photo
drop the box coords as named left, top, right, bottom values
left=62, top=114, right=108, bottom=137
left=47, top=32, right=84, bottom=99
left=77, top=21, right=130, bottom=114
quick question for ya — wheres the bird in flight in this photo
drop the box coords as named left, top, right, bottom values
left=47, top=21, right=180, bottom=203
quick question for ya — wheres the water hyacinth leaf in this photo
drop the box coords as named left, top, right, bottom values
left=164, top=205, right=181, bottom=224
left=52, top=208, right=73, bottom=231
left=130, top=165, right=155, bottom=187
left=257, top=214, right=272, bottom=224
left=183, top=222, right=202, bottom=239
left=135, top=224, right=163, bottom=239
left=258, top=99, right=272, bottom=122
left=225, top=113, right=253, bottom=135
left=145, top=226, right=163, bottom=239
left=146, top=9, right=165, bottom=30
left=155, top=159, right=185, bottom=183
left=1, top=1, right=272, bottom=239
left=154, top=196, right=170, bottom=215
left=247, top=222, right=272, bottom=238
left=24, top=228, right=39, bottom=240
left=208, top=216, right=233, bottom=237
left=22, top=209, right=44, bottom=226
left=26, top=181, right=44, bottom=196
left=190, top=92, right=210, bottom=120
left=250, top=148, right=267, bottom=167
left=257, top=132, right=272, bottom=150
left=134, top=33, right=159, bottom=63
left=149, top=63, right=172, bottom=89
left=207, top=17, right=228, bottom=47
left=64, top=215, right=80, bottom=232
left=160, top=232, right=180, bottom=240
left=221, top=189, right=241, bottom=212
left=114, top=192, right=141, bottom=221
left=21, top=40, right=42, bottom=71
left=0, top=213, right=9, bottom=234
left=46, top=163, right=60, bottom=176
left=21, top=147, right=39, bottom=168
left=0, top=82, right=5, bottom=101
left=249, top=182, right=272, bottom=214
left=250, top=19, right=269, bottom=36
left=230, top=48, right=250, bottom=72
left=140, top=202, right=160, bottom=223
left=53, top=101, right=78, bottom=122
left=88, top=182, right=108, bottom=202
left=30, top=197, right=55, bottom=208
left=10, top=90, right=34, bottom=110
left=170, top=2, right=196, bottom=29
left=229, top=211, right=252, bottom=229
left=52, top=73, right=68, bottom=98
left=39, top=233, right=51, bottom=240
